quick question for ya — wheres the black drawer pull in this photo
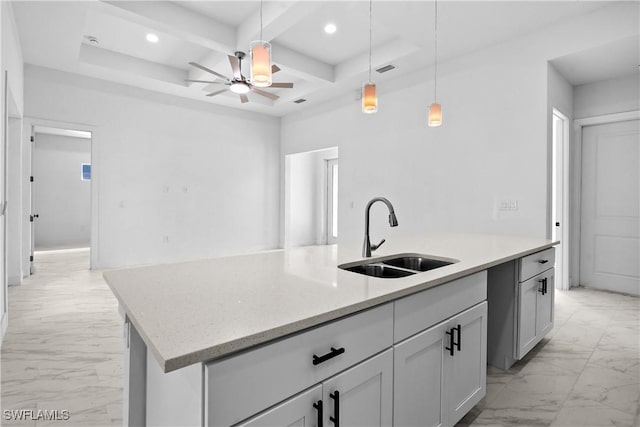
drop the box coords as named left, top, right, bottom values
left=329, top=391, right=340, bottom=426
left=313, top=400, right=323, bottom=427
left=538, top=259, right=549, bottom=264
left=445, top=328, right=455, bottom=356
left=313, top=347, right=345, bottom=365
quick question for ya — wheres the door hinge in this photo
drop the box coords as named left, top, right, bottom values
left=29, top=255, right=33, bottom=262
left=30, top=176, right=34, bottom=182
left=30, top=136, right=34, bottom=142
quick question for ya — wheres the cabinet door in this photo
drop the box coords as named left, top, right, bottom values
left=322, top=349, right=393, bottom=427
left=236, top=385, right=322, bottom=427
left=393, top=321, right=449, bottom=427
left=536, top=270, right=555, bottom=338
left=517, top=276, right=539, bottom=358
left=444, top=302, right=487, bottom=426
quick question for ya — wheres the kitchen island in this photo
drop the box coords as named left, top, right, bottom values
left=104, top=233, right=557, bottom=427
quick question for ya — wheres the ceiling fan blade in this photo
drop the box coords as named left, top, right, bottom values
left=206, top=89, right=227, bottom=97
left=269, top=82, right=294, bottom=88
left=228, top=55, right=242, bottom=79
left=272, top=64, right=281, bottom=73
left=250, top=87, right=279, bottom=101
left=185, top=79, right=227, bottom=84
left=240, top=94, right=249, bottom=104
left=189, top=62, right=229, bottom=81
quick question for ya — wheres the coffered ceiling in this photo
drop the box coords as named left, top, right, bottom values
left=12, top=1, right=635, bottom=116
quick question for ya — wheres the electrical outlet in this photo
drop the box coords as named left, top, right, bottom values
left=498, top=200, right=518, bottom=211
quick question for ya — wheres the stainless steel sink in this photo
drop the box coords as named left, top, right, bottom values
left=343, top=263, right=416, bottom=278
left=382, top=256, right=453, bottom=272
left=339, top=254, right=458, bottom=278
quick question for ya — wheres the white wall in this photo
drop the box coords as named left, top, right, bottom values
left=24, top=66, right=281, bottom=268
left=573, top=74, right=639, bottom=119
left=281, top=2, right=637, bottom=247
left=284, top=147, right=337, bottom=247
left=33, top=133, right=91, bottom=249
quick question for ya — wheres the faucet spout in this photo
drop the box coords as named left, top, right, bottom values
left=363, top=197, right=398, bottom=258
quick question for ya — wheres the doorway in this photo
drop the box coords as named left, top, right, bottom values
left=552, top=109, right=569, bottom=290
left=284, top=147, right=339, bottom=247
left=30, top=126, right=93, bottom=272
left=578, top=116, right=639, bottom=296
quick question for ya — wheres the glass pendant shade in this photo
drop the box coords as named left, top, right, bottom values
left=250, top=40, right=272, bottom=87
left=362, top=82, right=377, bottom=114
left=428, top=102, right=442, bottom=127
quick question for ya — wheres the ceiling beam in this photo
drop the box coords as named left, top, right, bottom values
left=334, top=38, right=421, bottom=82
left=235, top=2, right=323, bottom=49
left=79, top=43, right=188, bottom=85
left=271, top=43, right=334, bottom=83
left=100, top=1, right=236, bottom=53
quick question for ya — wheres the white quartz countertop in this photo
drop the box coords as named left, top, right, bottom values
left=104, top=233, right=557, bottom=373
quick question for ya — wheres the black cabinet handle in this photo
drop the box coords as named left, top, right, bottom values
left=445, top=328, right=455, bottom=356
left=538, top=259, right=549, bottom=264
left=446, top=325, right=462, bottom=356
left=313, top=400, right=323, bottom=427
left=538, top=277, right=548, bottom=295
left=313, top=347, right=345, bottom=366
left=329, top=391, right=340, bottom=426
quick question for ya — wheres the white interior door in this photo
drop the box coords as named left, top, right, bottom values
left=580, top=119, right=639, bottom=296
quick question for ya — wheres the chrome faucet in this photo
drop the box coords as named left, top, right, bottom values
left=363, top=197, right=398, bottom=257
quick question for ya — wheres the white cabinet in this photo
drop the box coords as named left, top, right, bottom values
left=394, top=302, right=487, bottom=427
left=487, top=247, right=555, bottom=370
left=517, top=269, right=554, bottom=358
left=322, top=349, right=393, bottom=427
left=236, top=385, right=322, bottom=427
left=237, top=350, right=393, bottom=427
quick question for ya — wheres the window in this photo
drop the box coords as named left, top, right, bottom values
left=81, top=163, right=91, bottom=181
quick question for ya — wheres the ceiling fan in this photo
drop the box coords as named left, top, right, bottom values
left=187, top=51, right=293, bottom=103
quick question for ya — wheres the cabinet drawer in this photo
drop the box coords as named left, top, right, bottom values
left=394, top=271, right=487, bottom=343
left=520, top=248, right=555, bottom=282
left=205, top=303, right=393, bottom=427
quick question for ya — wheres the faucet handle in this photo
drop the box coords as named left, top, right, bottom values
left=371, top=239, right=386, bottom=251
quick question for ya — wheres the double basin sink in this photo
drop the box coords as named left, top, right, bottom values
left=339, top=254, right=458, bottom=278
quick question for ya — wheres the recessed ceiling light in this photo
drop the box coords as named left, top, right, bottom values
left=86, top=36, right=99, bottom=45
left=146, top=33, right=159, bottom=43
left=324, top=23, right=337, bottom=34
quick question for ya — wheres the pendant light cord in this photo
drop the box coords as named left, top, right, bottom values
left=260, top=0, right=263, bottom=41
left=368, top=0, right=373, bottom=83
left=433, top=0, right=438, bottom=101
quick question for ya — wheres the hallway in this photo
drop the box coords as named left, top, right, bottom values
left=1, top=249, right=123, bottom=426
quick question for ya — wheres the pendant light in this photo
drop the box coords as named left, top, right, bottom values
left=362, top=0, right=377, bottom=114
left=428, top=0, right=442, bottom=127
left=250, top=0, right=272, bottom=88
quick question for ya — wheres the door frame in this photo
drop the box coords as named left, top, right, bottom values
left=572, top=110, right=640, bottom=288
left=23, top=117, right=100, bottom=270
left=551, top=108, right=570, bottom=291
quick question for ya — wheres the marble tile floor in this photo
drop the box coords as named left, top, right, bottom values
left=1, top=249, right=123, bottom=426
left=1, top=249, right=638, bottom=426
left=457, top=286, right=640, bottom=427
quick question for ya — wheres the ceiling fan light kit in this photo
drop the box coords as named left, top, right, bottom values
left=250, top=40, right=272, bottom=88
